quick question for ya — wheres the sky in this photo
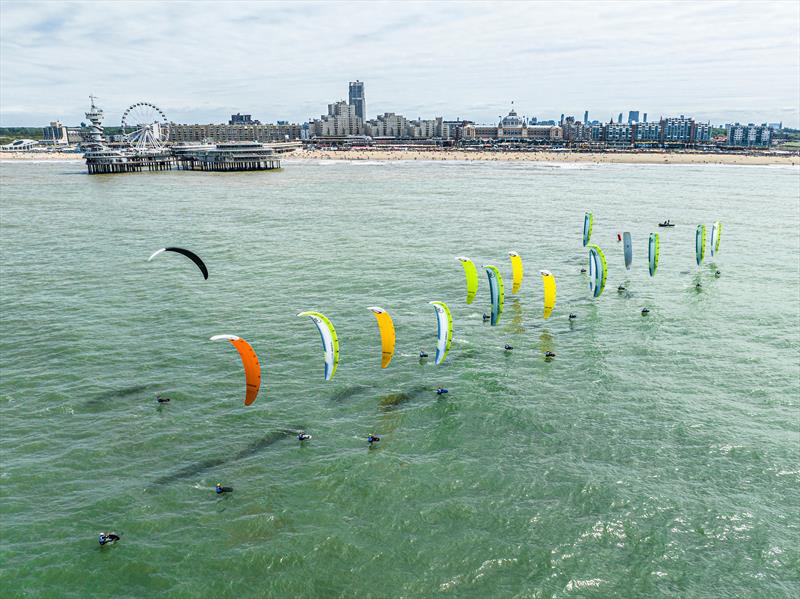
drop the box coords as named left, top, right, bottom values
left=1, top=0, right=798, bottom=127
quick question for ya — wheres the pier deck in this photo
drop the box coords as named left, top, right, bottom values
left=85, top=141, right=281, bottom=174
left=85, top=152, right=175, bottom=174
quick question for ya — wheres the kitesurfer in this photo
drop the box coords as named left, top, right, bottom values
left=544, top=351, right=556, bottom=360
left=482, top=313, right=490, bottom=322
left=436, top=388, right=448, bottom=395
left=504, top=344, right=513, bottom=351
left=715, top=270, right=721, bottom=277
left=580, top=268, right=586, bottom=273
left=617, top=285, right=626, bottom=292
left=696, top=282, right=702, bottom=289
left=209, top=335, right=262, bottom=405
left=641, top=308, right=650, bottom=315
left=156, top=394, right=170, bottom=403
left=569, top=313, right=577, bottom=320
left=215, top=483, right=233, bottom=494
left=297, top=432, right=311, bottom=442
left=98, top=532, right=120, bottom=546
left=419, top=350, right=428, bottom=358
left=148, top=247, right=209, bottom=280
left=367, top=434, right=380, bottom=445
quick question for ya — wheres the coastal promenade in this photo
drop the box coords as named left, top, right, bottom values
left=2, top=148, right=797, bottom=166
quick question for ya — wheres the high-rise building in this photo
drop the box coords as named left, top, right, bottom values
left=443, top=120, right=472, bottom=141
left=654, top=115, right=710, bottom=144
left=661, top=115, right=695, bottom=143
left=643, top=113, right=648, bottom=123
left=562, top=116, right=591, bottom=143
left=693, top=122, right=711, bottom=143
left=43, top=121, right=69, bottom=145
left=313, top=100, right=364, bottom=136
left=606, top=123, right=633, bottom=145
left=409, top=117, right=450, bottom=139
left=634, top=122, right=661, bottom=142
left=584, top=110, right=589, bottom=124
left=726, top=123, right=772, bottom=146
left=617, top=113, right=623, bottom=123
left=229, top=113, right=260, bottom=125
left=349, top=80, right=366, bottom=120
left=628, top=111, right=640, bottom=124
left=364, top=112, right=409, bottom=138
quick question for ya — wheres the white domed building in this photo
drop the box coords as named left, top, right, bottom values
left=462, top=106, right=562, bottom=142
left=500, top=108, right=525, bottom=130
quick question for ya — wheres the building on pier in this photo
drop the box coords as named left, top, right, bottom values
left=173, top=141, right=280, bottom=172
left=82, top=96, right=106, bottom=148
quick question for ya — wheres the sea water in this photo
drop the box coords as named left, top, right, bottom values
left=1, top=159, right=798, bottom=597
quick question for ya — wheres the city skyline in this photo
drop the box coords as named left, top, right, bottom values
left=1, top=0, right=798, bottom=127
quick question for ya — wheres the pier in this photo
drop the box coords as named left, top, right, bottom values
left=84, top=142, right=281, bottom=175
left=85, top=149, right=175, bottom=174
left=80, top=98, right=283, bottom=175
left=173, top=141, right=280, bottom=172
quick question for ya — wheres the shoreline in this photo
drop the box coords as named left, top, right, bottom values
left=292, top=149, right=799, bottom=166
left=0, top=151, right=83, bottom=161
left=1, top=149, right=797, bottom=166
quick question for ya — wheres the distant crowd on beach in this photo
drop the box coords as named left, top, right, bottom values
left=2, top=148, right=797, bottom=166
left=293, top=149, right=798, bottom=166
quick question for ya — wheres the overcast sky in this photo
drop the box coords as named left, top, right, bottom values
left=1, top=0, right=798, bottom=127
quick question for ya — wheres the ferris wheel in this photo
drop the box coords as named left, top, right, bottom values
left=121, top=102, right=170, bottom=150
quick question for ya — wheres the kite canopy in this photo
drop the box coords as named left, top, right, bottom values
left=429, top=301, right=453, bottom=365
left=710, top=221, right=722, bottom=257
left=623, top=232, right=633, bottom=270
left=508, top=252, right=523, bottom=294
left=587, top=244, right=608, bottom=298
left=455, top=257, right=479, bottom=304
left=539, top=270, right=556, bottom=319
left=298, top=311, right=339, bottom=381
left=209, top=335, right=261, bottom=406
left=696, top=224, right=706, bottom=265
left=148, top=247, right=208, bottom=279
left=484, top=265, right=505, bottom=326
left=583, top=212, right=593, bottom=247
left=648, top=233, right=660, bottom=277
left=367, top=307, right=395, bottom=368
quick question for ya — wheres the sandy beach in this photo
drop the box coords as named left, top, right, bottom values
left=2, top=149, right=797, bottom=166
left=293, top=148, right=799, bottom=166
left=0, top=151, right=83, bottom=161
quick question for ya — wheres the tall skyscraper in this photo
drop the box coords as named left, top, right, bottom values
left=348, top=80, right=366, bottom=120
left=628, top=110, right=640, bottom=124
left=643, top=113, right=648, bottom=123
left=584, top=110, right=589, bottom=124
left=618, top=112, right=623, bottom=123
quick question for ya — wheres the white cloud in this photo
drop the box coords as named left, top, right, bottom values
left=1, top=0, right=798, bottom=126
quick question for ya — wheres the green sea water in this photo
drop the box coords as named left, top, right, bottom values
left=1, top=159, right=798, bottom=598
